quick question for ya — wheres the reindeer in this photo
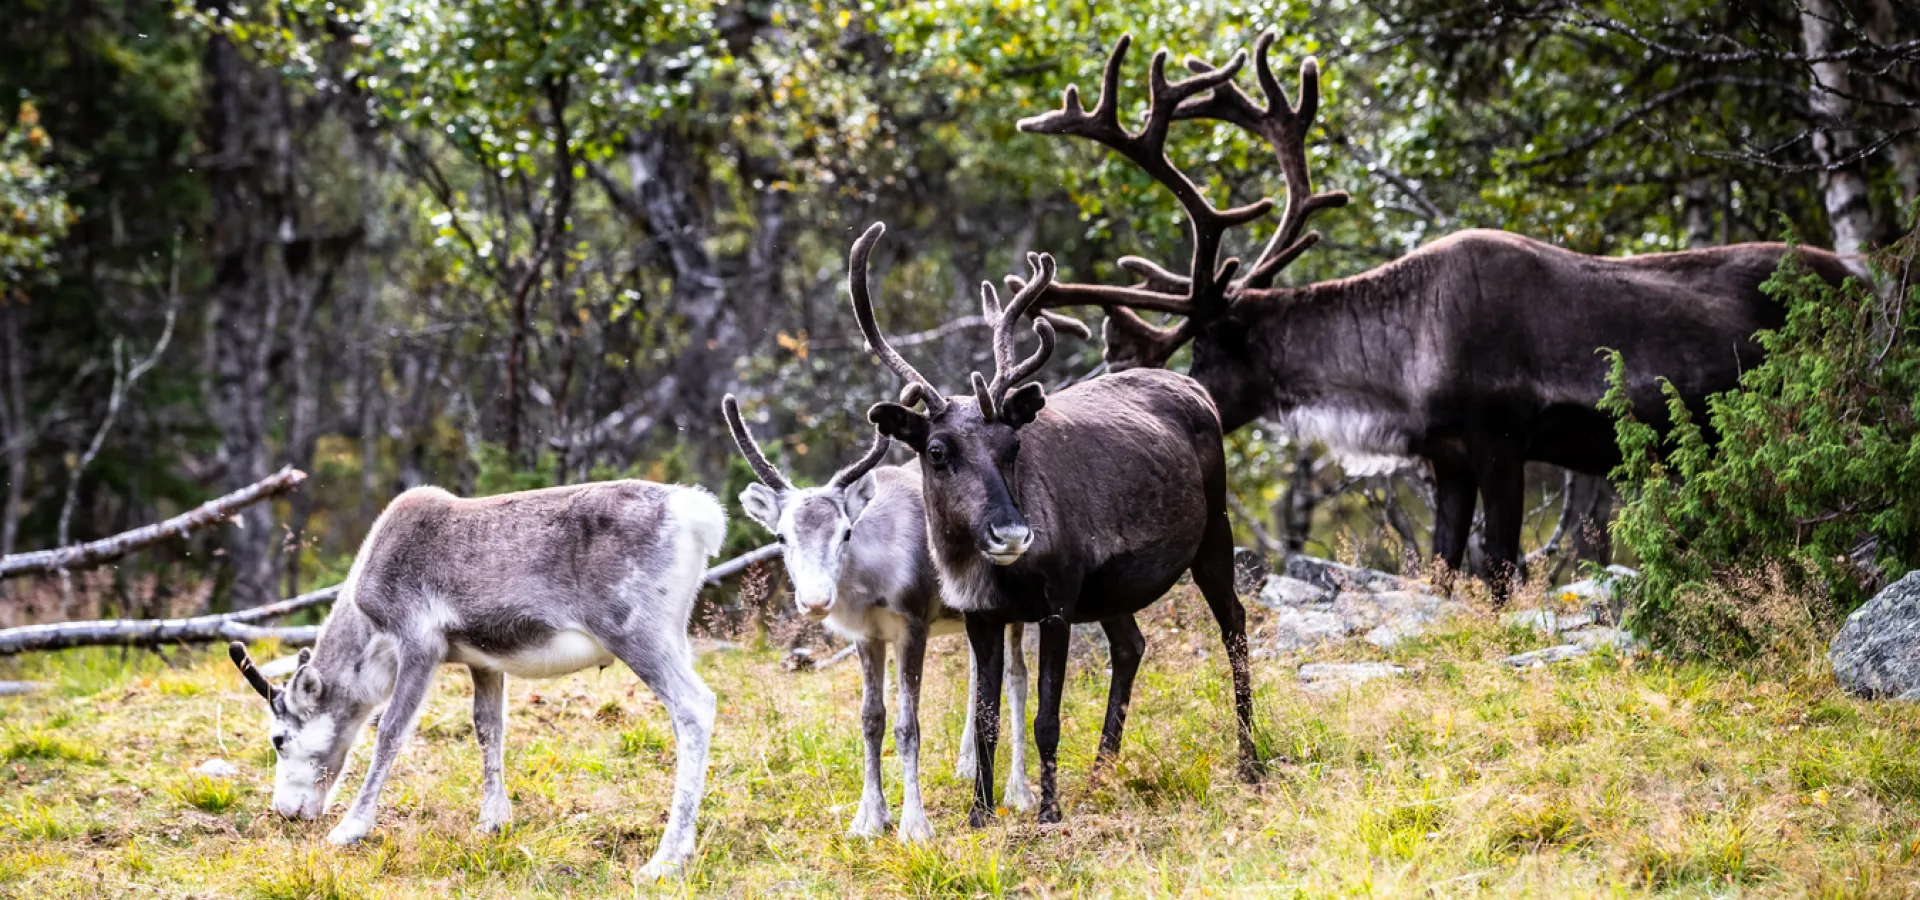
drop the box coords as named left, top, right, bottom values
left=1014, top=32, right=1852, bottom=598
left=227, top=480, right=724, bottom=879
left=722, top=395, right=1039, bottom=840
left=846, top=222, right=1256, bottom=827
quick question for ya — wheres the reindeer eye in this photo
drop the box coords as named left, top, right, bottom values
left=776, top=534, right=786, bottom=545
left=841, top=527, right=852, bottom=543
left=272, top=734, right=288, bottom=754
left=927, top=441, right=949, bottom=466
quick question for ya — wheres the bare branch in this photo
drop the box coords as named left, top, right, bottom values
left=2, top=466, right=308, bottom=579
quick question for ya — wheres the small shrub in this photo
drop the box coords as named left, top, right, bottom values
left=251, top=854, right=370, bottom=900
left=1487, top=793, right=1589, bottom=855
left=1603, top=223, right=1920, bottom=661
left=1, top=729, right=101, bottom=764
left=171, top=774, right=238, bottom=813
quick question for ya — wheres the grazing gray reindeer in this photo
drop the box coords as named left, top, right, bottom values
left=722, top=395, right=1035, bottom=840
left=849, top=222, right=1257, bottom=827
left=227, top=480, right=725, bottom=879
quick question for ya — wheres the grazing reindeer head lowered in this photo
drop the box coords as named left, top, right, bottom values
left=724, top=394, right=892, bottom=619
left=855, top=223, right=1062, bottom=566
left=230, top=642, right=374, bottom=821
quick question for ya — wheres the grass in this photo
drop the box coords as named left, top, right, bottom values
left=2, top=588, right=1920, bottom=897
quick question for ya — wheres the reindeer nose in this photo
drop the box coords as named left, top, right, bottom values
left=798, top=599, right=833, bottom=620
left=984, top=524, right=1032, bottom=564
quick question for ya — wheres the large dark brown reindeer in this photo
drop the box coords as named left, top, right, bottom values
left=847, top=222, right=1256, bottom=827
left=1015, top=32, right=1851, bottom=597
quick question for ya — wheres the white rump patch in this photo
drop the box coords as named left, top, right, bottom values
left=1277, top=405, right=1419, bottom=476
left=668, top=486, right=728, bottom=560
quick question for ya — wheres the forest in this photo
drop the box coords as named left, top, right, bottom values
left=3, top=0, right=1920, bottom=896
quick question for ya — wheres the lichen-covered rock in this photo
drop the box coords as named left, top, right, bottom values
left=1258, top=575, right=1334, bottom=608
left=1500, top=644, right=1590, bottom=667
left=1830, top=571, right=1920, bottom=699
left=1283, top=555, right=1409, bottom=594
left=1298, top=662, right=1406, bottom=691
left=1263, top=605, right=1348, bottom=654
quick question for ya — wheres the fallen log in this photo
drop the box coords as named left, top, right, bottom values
left=0, top=544, right=780, bottom=656
left=1, top=466, right=308, bottom=580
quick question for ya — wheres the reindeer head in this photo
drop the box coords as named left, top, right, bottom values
left=850, top=223, right=1078, bottom=566
left=1012, top=31, right=1349, bottom=373
left=724, top=394, right=891, bottom=618
left=229, top=641, right=368, bottom=820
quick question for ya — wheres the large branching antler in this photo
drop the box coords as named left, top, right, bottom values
left=847, top=223, right=950, bottom=416
left=1175, top=31, right=1351, bottom=291
left=1018, top=34, right=1275, bottom=315
left=1014, top=30, right=1348, bottom=333
left=974, top=252, right=1060, bottom=420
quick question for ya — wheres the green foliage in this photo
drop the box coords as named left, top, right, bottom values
left=0, top=102, right=76, bottom=296
left=1603, top=231, right=1920, bottom=656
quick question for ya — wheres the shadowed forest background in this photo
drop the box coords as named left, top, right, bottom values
left=3, top=0, right=1917, bottom=627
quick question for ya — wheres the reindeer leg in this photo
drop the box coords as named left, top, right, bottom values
left=1192, top=507, right=1259, bottom=782
left=1001, top=622, right=1035, bottom=812
left=606, top=630, right=716, bottom=880
left=895, top=625, right=933, bottom=842
left=470, top=666, right=512, bottom=833
left=955, top=640, right=978, bottom=781
left=848, top=638, right=891, bottom=838
left=1429, top=453, right=1478, bottom=588
left=963, top=614, right=1004, bottom=828
left=1093, top=615, right=1145, bottom=771
left=1472, top=442, right=1527, bottom=607
left=1033, top=618, right=1071, bottom=824
left=327, top=641, right=442, bottom=846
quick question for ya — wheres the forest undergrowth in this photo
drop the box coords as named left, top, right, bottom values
left=2, top=581, right=1918, bottom=898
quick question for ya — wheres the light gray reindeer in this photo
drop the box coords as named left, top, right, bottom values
left=227, top=480, right=724, bottom=879
left=723, top=395, right=1033, bottom=841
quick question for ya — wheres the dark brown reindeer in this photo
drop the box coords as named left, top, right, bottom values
left=1015, top=31, right=1852, bottom=597
left=847, top=222, right=1256, bottom=827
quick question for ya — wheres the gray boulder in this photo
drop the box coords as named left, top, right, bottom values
left=1298, top=662, right=1406, bottom=692
left=1831, top=570, right=1920, bottom=698
left=1283, top=555, right=1409, bottom=594
left=1257, top=574, right=1334, bottom=608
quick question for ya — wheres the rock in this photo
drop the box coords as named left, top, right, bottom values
left=1563, top=626, right=1643, bottom=652
left=1265, top=605, right=1349, bottom=653
left=1257, top=575, right=1334, bottom=608
left=1500, top=645, right=1590, bottom=667
left=1297, top=662, right=1406, bottom=692
left=1283, top=555, right=1408, bottom=594
left=781, top=647, right=815, bottom=672
left=1830, top=571, right=1920, bottom=698
left=1500, top=607, right=1597, bottom=635
left=1233, top=547, right=1272, bottom=597
left=1548, top=565, right=1640, bottom=624
left=196, top=759, right=240, bottom=779
left=0, top=681, right=50, bottom=697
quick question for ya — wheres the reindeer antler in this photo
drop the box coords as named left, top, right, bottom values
left=1017, top=34, right=1275, bottom=315
left=722, top=394, right=793, bottom=491
left=847, top=223, right=950, bottom=416
left=828, top=429, right=892, bottom=489
left=973, top=252, right=1060, bottom=420
left=229, top=641, right=279, bottom=703
left=1175, top=30, right=1350, bottom=291
left=1014, top=31, right=1348, bottom=345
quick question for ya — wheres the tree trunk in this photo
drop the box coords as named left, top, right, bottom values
left=1802, top=0, right=1877, bottom=260
left=202, top=25, right=296, bottom=608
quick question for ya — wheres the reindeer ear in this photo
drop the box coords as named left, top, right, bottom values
left=739, top=483, right=782, bottom=532
left=288, top=664, right=324, bottom=713
left=297, top=648, right=312, bottom=667
left=1001, top=383, right=1048, bottom=429
left=1101, top=311, right=1183, bottom=371
left=843, top=471, right=879, bottom=523
left=868, top=402, right=930, bottom=453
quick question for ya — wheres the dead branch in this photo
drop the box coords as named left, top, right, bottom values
left=0, top=544, right=781, bottom=656
left=0, top=466, right=307, bottom=580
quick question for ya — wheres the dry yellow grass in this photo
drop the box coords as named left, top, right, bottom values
left=3, top=588, right=1919, bottom=898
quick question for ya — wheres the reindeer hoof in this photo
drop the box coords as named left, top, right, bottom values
left=967, top=806, right=994, bottom=829
left=847, top=807, right=890, bottom=839
left=1002, top=778, right=1036, bottom=813
left=326, top=819, right=371, bottom=846
left=637, top=859, right=683, bottom=882
left=897, top=813, right=934, bottom=843
left=1037, top=803, right=1062, bottom=825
